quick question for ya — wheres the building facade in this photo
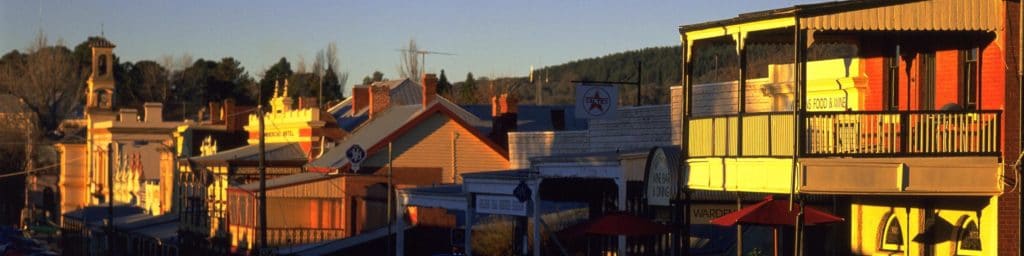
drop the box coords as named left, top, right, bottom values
left=678, top=0, right=1020, bottom=255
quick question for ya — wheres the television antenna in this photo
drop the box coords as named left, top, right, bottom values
left=395, top=48, right=455, bottom=76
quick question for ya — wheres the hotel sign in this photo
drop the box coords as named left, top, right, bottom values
left=476, top=195, right=527, bottom=216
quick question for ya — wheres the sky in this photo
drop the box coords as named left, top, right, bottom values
left=2, top=0, right=819, bottom=87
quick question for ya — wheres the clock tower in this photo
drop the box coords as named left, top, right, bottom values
left=86, top=37, right=116, bottom=112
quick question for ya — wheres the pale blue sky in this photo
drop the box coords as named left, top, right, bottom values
left=2, top=0, right=818, bottom=87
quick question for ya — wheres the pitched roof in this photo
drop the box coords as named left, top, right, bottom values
left=328, top=78, right=422, bottom=132
left=189, top=142, right=306, bottom=164
left=87, top=36, right=116, bottom=48
left=308, top=98, right=506, bottom=171
left=460, top=105, right=589, bottom=133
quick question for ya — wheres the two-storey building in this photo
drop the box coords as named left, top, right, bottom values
left=678, top=0, right=1020, bottom=254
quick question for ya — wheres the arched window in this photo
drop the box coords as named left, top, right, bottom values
left=98, top=54, right=108, bottom=76
left=880, top=213, right=904, bottom=251
left=956, top=219, right=982, bottom=255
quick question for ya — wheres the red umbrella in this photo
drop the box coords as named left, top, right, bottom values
left=710, top=195, right=843, bottom=256
left=570, top=212, right=670, bottom=236
left=710, top=195, right=843, bottom=226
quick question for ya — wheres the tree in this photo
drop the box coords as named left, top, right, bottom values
left=0, top=32, right=82, bottom=226
left=398, top=39, right=421, bottom=80
left=0, top=31, right=84, bottom=133
left=117, top=60, right=170, bottom=109
left=312, top=42, right=348, bottom=103
left=258, top=57, right=293, bottom=104
left=458, top=72, right=477, bottom=104
left=372, top=71, right=385, bottom=82
left=437, top=69, right=453, bottom=97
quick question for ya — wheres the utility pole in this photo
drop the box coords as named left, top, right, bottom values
left=258, top=85, right=268, bottom=254
left=386, top=142, right=394, bottom=256
left=107, top=143, right=114, bottom=256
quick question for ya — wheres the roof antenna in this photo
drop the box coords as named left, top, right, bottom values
left=101, top=23, right=105, bottom=37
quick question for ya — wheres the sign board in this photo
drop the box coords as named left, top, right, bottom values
left=346, top=144, right=366, bottom=172
left=690, top=204, right=740, bottom=224
left=644, top=147, right=680, bottom=206
left=575, top=84, right=618, bottom=119
left=476, top=195, right=527, bottom=216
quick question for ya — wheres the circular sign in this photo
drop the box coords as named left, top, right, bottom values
left=346, top=144, right=366, bottom=172
left=583, top=87, right=612, bottom=116
left=644, top=147, right=680, bottom=206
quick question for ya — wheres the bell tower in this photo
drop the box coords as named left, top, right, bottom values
left=86, top=37, right=116, bottom=111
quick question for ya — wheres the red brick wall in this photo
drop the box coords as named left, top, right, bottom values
left=934, top=49, right=961, bottom=108
left=1000, top=2, right=1021, bottom=255
left=863, top=55, right=884, bottom=110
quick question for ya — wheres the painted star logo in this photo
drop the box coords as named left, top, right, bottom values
left=584, top=87, right=611, bottom=116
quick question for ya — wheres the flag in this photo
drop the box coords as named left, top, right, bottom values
left=575, top=84, right=618, bottom=119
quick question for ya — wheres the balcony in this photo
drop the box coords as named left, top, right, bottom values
left=688, top=110, right=1001, bottom=157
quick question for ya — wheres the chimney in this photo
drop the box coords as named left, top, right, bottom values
left=488, top=93, right=518, bottom=148
left=208, top=101, right=223, bottom=124
left=422, top=73, right=438, bottom=108
left=369, top=84, right=391, bottom=118
left=143, top=102, right=163, bottom=123
left=119, top=108, right=139, bottom=122
left=222, top=99, right=239, bottom=131
left=298, top=97, right=319, bottom=109
left=551, top=109, right=566, bottom=131
left=352, top=86, right=370, bottom=115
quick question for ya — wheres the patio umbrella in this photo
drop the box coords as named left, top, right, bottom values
left=710, top=195, right=843, bottom=256
left=584, top=211, right=671, bottom=236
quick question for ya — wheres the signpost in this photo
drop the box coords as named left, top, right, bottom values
left=644, top=147, right=680, bottom=207
left=346, top=144, right=365, bottom=172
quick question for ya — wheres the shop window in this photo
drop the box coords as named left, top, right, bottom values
left=956, top=220, right=982, bottom=255
left=880, top=214, right=904, bottom=251
left=959, top=48, right=979, bottom=110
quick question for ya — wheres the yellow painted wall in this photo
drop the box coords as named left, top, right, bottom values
left=57, top=144, right=88, bottom=215
left=363, top=113, right=509, bottom=183
left=849, top=196, right=997, bottom=255
left=686, top=157, right=794, bottom=193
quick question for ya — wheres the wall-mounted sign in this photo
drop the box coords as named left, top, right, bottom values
left=575, top=84, right=618, bottom=119
left=476, top=194, right=527, bottom=216
left=346, top=144, right=365, bottom=172
left=644, top=147, right=680, bottom=206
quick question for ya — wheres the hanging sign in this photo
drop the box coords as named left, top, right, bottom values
left=476, top=195, right=527, bottom=216
left=575, top=84, right=618, bottom=119
left=346, top=144, right=366, bottom=172
left=644, top=147, right=680, bottom=206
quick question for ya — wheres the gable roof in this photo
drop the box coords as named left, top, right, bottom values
left=328, top=78, right=424, bottom=132
left=308, top=98, right=507, bottom=171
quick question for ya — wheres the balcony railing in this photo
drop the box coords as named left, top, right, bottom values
left=688, top=110, right=1001, bottom=157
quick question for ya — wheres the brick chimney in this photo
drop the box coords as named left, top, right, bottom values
left=208, top=101, right=223, bottom=124
left=489, top=93, right=518, bottom=148
left=369, top=84, right=391, bottom=118
left=352, top=86, right=370, bottom=115
left=143, top=102, right=163, bottom=123
left=422, top=73, right=438, bottom=108
left=298, top=96, right=319, bottom=109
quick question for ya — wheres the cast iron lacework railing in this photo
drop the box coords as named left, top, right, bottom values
left=688, top=110, right=1001, bottom=157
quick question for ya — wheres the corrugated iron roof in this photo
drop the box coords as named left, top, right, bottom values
left=189, top=142, right=306, bottom=163
left=679, top=0, right=1003, bottom=33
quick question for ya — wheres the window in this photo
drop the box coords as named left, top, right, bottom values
left=97, top=54, right=108, bottom=76
left=880, top=214, right=904, bottom=251
left=957, top=219, right=982, bottom=255
left=919, top=51, right=936, bottom=110
left=960, top=48, right=979, bottom=110
left=883, top=46, right=900, bottom=111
